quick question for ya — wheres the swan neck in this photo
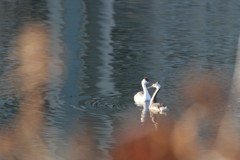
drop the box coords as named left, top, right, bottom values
left=150, top=87, right=160, bottom=104
left=141, top=83, right=149, bottom=96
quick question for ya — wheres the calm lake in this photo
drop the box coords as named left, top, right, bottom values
left=0, top=0, right=240, bottom=159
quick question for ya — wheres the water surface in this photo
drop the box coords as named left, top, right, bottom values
left=0, top=0, right=240, bottom=159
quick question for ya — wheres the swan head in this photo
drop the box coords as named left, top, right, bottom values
left=141, top=77, right=150, bottom=85
left=148, top=81, right=161, bottom=89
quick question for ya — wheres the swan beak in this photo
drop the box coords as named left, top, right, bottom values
left=148, top=84, right=154, bottom=89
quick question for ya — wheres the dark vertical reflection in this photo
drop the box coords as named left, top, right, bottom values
left=76, top=0, right=116, bottom=159
left=80, top=0, right=102, bottom=96
left=60, top=0, right=83, bottom=133
left=62, top=0, right=83, bottom=98
left=0, top=2, right=17, bottom=98
left=77, top=0, right=101, bottom=97
left=60, top=0, right=115, bottom=159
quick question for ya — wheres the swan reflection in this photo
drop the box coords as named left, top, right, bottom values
left=139, top=102, right=167, bottom=129
left=140, top=102, right=150, bottom=123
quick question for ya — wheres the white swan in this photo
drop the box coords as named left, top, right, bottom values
left=148, top=81, right=168, bottom=114
left=134, top=77, right=151, bottom=106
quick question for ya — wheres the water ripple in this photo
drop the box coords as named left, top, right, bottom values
left=77, top=95, right=126, bottom=113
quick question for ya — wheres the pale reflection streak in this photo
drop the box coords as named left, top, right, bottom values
left=215, top=35, right=240, bottom=159
left=96, top=0, right=117, bottom=96
left=46, top=0, right=65, bottom=158
left=47, top=0, right=65, bottom=108
left=78, top=0, right=116, bottom=159
left=232, top=36, right=240, bottom=96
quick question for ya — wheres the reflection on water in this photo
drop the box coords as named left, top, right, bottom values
left=140, top=102, right=167, bottom=129
left=140, top=102, right=150, bottom=124
left=95, top=0, right=116, bottom=96
left=0, top=0, right=240, bottom=159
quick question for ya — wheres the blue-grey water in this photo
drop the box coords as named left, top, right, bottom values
left=0, top=0, right=240, bottom=159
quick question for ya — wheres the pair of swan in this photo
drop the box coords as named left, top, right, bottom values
left=134, top=77, right=168, bottom=114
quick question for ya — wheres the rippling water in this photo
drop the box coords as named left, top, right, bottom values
left=1, top=0, right=240, bottom=159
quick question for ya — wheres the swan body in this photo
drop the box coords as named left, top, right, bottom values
left=149, top=81, right=168, bottom=114
left=134, top=77, right=151, bottom=106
